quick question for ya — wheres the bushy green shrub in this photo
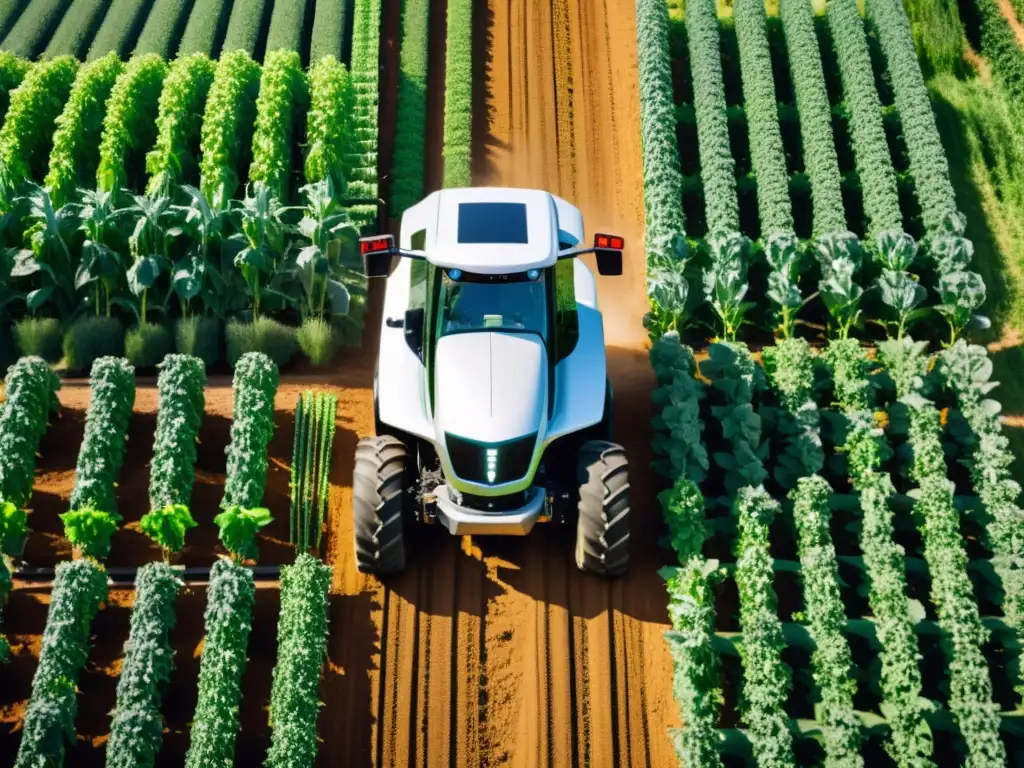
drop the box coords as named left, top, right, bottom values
left=175, top=316, right=221, bottom=369
left=96, top=53, right=168, bottom=193
left=296, top=317, right=336, bottom=366
left=266, top=554, right=332, bottom=768
left=63, top=316, right=124, bottom=372
left=149, top=354, right=206, bottom=512
left=0, top=356, right=61, bottom=509
left=309, top=0, right=347, bottom=60
left=44, top=52, right=123, bottom=207
left=221, top=0, right=271, bottom=55
left=264, top=0, right=308, bottom=54
left=125, top=322, right=173, bottom=369
left=390, top=0, right=430, bottom=215
left=105, top=561, right=182, bottom=768
left=0, top=50, right=29, bottom=121
left=13, top=559, right=107, bottom=768
left=304, top=56, right=353, bottom=193
left=249, top=49, right=308, bottom=201
left=41, top=0, right=110, bottom=59
left=68, top=356, right=135, bottom=516
left=86, top=0, right=153, bottom=60
left=176, top=0, right=233, bottom=56
left=132, top=0, right=195, bottom=57
left=226, top=317, right=297, bottom=368
left=635, top=0, right=687, bottom=254
left=13, top=317, right=62, bottom=362
left=145, top=52, right=217, bottom=195
left=223, top=351, right=279, bottom=509
left=346, top=0, right=381, bottom=207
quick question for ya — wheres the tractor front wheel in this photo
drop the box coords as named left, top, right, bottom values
left=353, top=435, right=409, bottom=574
left=574, top=440, right=630, bottom=577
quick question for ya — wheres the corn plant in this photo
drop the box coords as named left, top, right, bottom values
left=149, top=353, right=206, bottom=511
left=880, top=337, right=1005, bottom=766
left=223, top=351, right=279, bottom=509
left=145, top=53, right=217, bottom=197
left=0, top=355, right=60, bottom=510
left=44, top=52, right=124, bottom=207
left=14, top=559, right=107, bottom=768
left=227, top=181, right=291, bottom=318
left=265, top=553, right=332, bottom=768
left=105, top=561, right=183, bottom=768
left=96, top=54, right=168, bottom=193
left=10, top=183, right=80, bottom=320
left=289, top=389, right=338, bottom=553
left=790, top=476, right=863, bottom=766
left=184, top=557, right=255, bottom=768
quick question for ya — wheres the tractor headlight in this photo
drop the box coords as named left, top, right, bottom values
left=527, top=269, right=540, bottom=280
left=448, top=268, right=463, bottom=280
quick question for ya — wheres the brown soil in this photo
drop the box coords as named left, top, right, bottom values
left=996, top=0, right=1024, bottom=49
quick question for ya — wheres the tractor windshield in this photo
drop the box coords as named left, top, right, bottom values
left=437, top=269, right=549, bottom=340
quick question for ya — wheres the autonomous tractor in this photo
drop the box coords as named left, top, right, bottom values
left=353, top=187, right=630, bottom=576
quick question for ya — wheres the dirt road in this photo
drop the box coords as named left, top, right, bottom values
left=319, top=0, right=679, bottom=765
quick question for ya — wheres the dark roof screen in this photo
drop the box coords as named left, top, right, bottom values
left=457, top=202, right=529, bottom=244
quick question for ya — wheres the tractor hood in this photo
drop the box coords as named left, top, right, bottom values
left=433, top=331, right=546, bottom=445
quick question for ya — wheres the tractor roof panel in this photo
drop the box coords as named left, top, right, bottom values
left=421, top=188, right=561, bottom=273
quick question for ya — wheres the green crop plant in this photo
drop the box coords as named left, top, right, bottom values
left=937, top=341, right=1024, bottom=695
left=702, top=230, right=753, bottom=341
left=0, top=55, right=77, bottom=210
left=0, top=0, right=69, bottom=58
left=815, top=231, right=865, bottom=340
left=184, top=557, right=256, bottom=768
left=139, top=504, right=198, bottom=560
left=733, top=0, right=793, bottom=237
left=266, top=553, right=333, bottom=768
left=700, top=342, right=769, bottom=498
left=346, top=0, right=381, bottom=215
left=42, top=0, right=110, bottom=60
left=762, top=337, right=824, bottom=490
left=289, top=389, right=338, bottom=553
left=880, top=337, right=1005, bottom=765
left=864, top=0, right=957, bottom=234
left=132, top=0, right=195, bottom=57
left=686, top=0, right=738, bottom=235
left=790, top=476, right=863, bottom=765
left=149, top=354, right=206, bottom=512
left=13, top=559, right=107, bottom=768
left=105, top=561, right=183, bottom=768
left=826, top=0, right=903, bottom=237
left=304, top=55, right=354, bottom=194
left=635, top=0, right=686, bottom=263
left=663, top=557, right=724, bottom=767
left=733, top=487, right=795, bottom=767
left=309, top=0, right=347, bottom=61
left=780, top=0, right=846, bottom=236
left=176, top=0, right=233, bottom=56
left=0, top=356, right=60, bottom=510
left=223, top=351, right=279, bottom=509
left=146, top=53, right=217, bottom=196
left=86, top=0, right=153, bottom=61
left=199, top=50, right=261, bottom=210
left=0, top=50, right=29, bottom=122
left=649, top=333, right=709, bottom=484
left=442, top=0, right=472, bottom=188
left=44, top=52, right=123, bottom=208
left=221, top=0, right=271, bottom=55
left=249, top=49, right=308, bottom=201
left=265, top=0, right=308, bottom=55
left=68, top=356, right=136, bottom=517
left=824, top=339, right=932, bottom=765
left=214, top=505, right=273, bottom=563
left=96, top=53, right=168, bottom=194
left=390, top=0, right=430, bottom=216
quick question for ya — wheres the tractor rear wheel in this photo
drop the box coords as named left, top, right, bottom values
left=575, top=440, right=630, bottom=576
left=353, top=435, right=410, bottom=574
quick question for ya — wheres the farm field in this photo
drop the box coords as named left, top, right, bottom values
left=1, top=0, right=1024, bottom=765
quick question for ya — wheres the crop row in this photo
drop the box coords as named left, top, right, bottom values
left=289, top=390, right=337, bottom=554
left=1, top=347, right=332, bottom=764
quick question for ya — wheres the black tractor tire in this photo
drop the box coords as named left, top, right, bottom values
left=353, top=435, right=409, bottom=575
left=575, top=440, right=630, bottom=576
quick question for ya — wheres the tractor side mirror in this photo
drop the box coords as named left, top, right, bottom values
left=360, top=234, right=396, bottom=277
left=595, top=249, right=622, bottom=276
left=404, top=307, right=425, bottom=356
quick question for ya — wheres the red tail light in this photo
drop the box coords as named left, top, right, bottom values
left=594, top=233, right=624, bottom=250
left=360, top=235, right=394, bottom=255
